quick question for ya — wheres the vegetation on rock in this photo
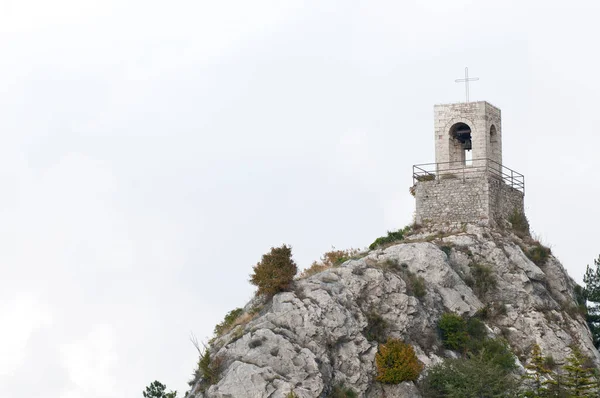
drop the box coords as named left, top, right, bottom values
left=375, top=339, right=423, bottom=384
left=584, top=255, right=600, bottom=348
left=327, top=384, right=358, bottom=398
left=299, top=247, right=362, bottom=279
left=364, top=311, right=388, bottom=343
left=470, top=262, right=497, bottom=296
left=526, top=243, right=552, bottom=267
left=369, top=227, right=409, bottom=250
left=213, top=308, right=243, bottom=336
left=522, top=344, right=553, bottom=397
left=142, top=381, right=177, bottom=398
left=508, top=209, right=530, bottom=238
left=420, top=352, right=519, bottom=397
left=562, top=347, right=597, bottom=396
left=438, top=313, right=469, bottom=352
left=250, top=244, right=297, bottom=297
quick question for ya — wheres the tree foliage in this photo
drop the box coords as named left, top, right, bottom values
left=583, top=255, right=600, bottom=348
left=375, top=338, right=423, bottom=384
left=420, top=353, right=519, bottom=398
left=522, top=344, right=553, bottom=397
left=438, top=313, right=469, bottom=352
left=250, top=244, right=297, bottom=297
left=142, top=381, right=177, bottom=398
left=562, top=347, right=596, bottom=396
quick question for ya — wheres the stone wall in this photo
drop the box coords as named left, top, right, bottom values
left=414, top=173, right=524, bottom=228
left=488, top=176, right=525, bottom=226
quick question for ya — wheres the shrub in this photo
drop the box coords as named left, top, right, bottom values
left=472, top=338, right=516, bottom=371
left=299, top=262, right=329, bottom=279
left=320, top=247, right=362, bottom=267
left=474, top=305, right=489, bottom=320
left=405, top=272, right=426, bottom=298
left=508, top=210, right=530, bottom=237
left=285, top=392, right=299, bottom=398
left=419, top=354, right=519, bottom=397
left=364, top=311, right=388, bottom=343
left=375, top=339, right=423, bottom=384
left=438, top=313, right=469, bottom=352
left=328, top=384, right=358, bottom=398
left=213, top=308, right=243, bottom=336
left=470, top=262, right=496, bottom=296
left=369, top=228, right=408, bottom=250
left=526, top=244, right=551, bottom=266
left=465, top=317, right=487, bottom=342
left=299, top=248, right=362, bottom=278
left=196, top=348, right=223, bottom=391
left=250, top=245, right=297, bottom=297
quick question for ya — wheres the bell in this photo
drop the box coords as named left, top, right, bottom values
left=463, top=139, right=472, bottom=151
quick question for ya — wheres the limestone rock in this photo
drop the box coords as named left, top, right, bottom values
left=185, top=226, right=599, bottom=398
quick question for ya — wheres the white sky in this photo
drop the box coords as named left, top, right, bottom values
left=1, top=1, right=599, bottom=397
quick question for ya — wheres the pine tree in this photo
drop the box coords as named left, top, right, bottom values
left=562, top=348, right=595, bottom=397
left=522, top=344, right=554, bottom=397
left=583, top=255, right=600, bottom=348
left=142, top=380, right=177, bottom=398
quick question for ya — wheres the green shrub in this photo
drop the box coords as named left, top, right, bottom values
left=470, top=263, right=496, bottom=296
left=328, top=384, right=358, bottom=398
left=438, top=313, right=469, bottom=352
left=369, top=228, right=408, bottom=250
left=508, top=210, right=530, bottom=237
left=364, top=311, right=388, bottom=343
left=526, top=244, right=551, bottom=266
left=471, top=338, right=516, bottom=371
left=214, top=308, right=243, bottom=336
left=197, top=349, right=223, bottom=391
left=250, top=245, right=297, bottom=297
left=465, top=317, right=487, bottom=342
left=419, top=354, right=519, bottom=397
left=474, top=305, right=490, bottom=320
left=375, top=339, right=423, bottom=384
left=285, top=392, right=299, bottom=398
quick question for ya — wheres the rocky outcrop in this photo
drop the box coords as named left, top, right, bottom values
left=186, top=225, right=599, bottom=398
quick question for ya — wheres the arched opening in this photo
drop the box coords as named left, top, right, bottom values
left=449, top=122, right=472, bottom=166
left=490, top=124, right=497, bottom=143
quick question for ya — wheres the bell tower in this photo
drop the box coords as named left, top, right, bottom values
left=434, top=101, right=502, bottom=169
left=413, top=101, right=524, bottom=228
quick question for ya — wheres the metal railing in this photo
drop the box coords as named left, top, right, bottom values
left=412, top=158, right=525, bottom=193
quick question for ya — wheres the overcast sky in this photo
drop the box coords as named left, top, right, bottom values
left=1, top=1, right=600, bottom=397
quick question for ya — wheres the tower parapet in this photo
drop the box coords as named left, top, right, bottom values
left=413, top=101, right=524, bottom=228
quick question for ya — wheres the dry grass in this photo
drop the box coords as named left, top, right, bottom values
left=298, top=247, right=364, bottom=279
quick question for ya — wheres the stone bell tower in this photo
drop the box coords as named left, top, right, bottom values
left=413, top=101, right=524, bottom=228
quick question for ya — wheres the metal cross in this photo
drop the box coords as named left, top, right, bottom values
left=455, top=67, right=479, bottom=102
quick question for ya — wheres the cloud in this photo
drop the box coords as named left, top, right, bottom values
left=60, top=325, right=118, bottom=398
left=0, top=293, right=52, bottom=377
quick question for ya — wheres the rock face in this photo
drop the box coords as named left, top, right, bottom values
left=186, top=225, right=599, bottom=398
